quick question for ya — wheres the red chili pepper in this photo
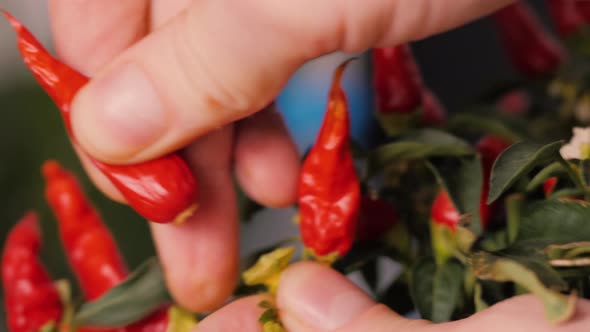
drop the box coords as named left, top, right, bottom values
left=420, top=88, right=447, bottom=125
left=372, top=45, right=447, bottom=131
left=476, top=135, right=513, bottom=229
left=577, top=0, right=590, bottom=24
left=496, top=89, right=531, bottom=115
left=431, top=135, right=512, bottom=231
left=372, top=45, right=424, bottom=114
left=430, top=190, right=461, bottom=232
left=298, top=60, right=361, bottom=258
left=2, top=11, right=198, bottom=224
left=491, top=2, right=565, bottom=78
left=543, top=177, right=559, bottom=197
left=42, top=160, right=129, bottom=301
left=42, top=160, right=174, bottom=331
left=356, top=195, right=400, bottom=242
left=2, top=212, right=63, bottom=332
left=546, top=0, right=587, bottom=37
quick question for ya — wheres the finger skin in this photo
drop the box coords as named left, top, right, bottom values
left=150, top=127, right=239, bottom=312
left=70, top=0, right=516, bottom=164
left=48, top=0, right=149, bottom=74
left=234, top=105, right=300, bottom=208
left=193, top=295, right=270, bottom=332
left=276, top=262, right=590, bottom=332
left=48, top=0, right=149, bottom=201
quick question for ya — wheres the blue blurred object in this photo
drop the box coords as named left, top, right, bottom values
left=276, top=52, right=382, bottom=153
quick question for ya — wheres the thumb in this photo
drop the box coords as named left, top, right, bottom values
left=276, top=262, right=431, bottom=331
left=70, top=0, right=514, bottom=163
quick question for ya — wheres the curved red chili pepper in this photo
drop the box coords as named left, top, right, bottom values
left=2, top=11, right=198, bottom=224
left=2, top=212, right=63, bottom=332
left=491, top=2, right=565, bottom=78
left=546, top=0, right=586, bottom=37
left=356, top=195, right=399, bottom=242
left=298, top=61, right=361, bottom=257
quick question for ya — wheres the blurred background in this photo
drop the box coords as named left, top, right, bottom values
left=0, top=0, right=553, bottom=329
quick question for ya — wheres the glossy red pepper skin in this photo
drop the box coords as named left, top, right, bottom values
left=372, top=45, right=424, bottom=114
left=42, top=160, right=172, bottom=331
left=298, top=61, right=361, bottom=257
left=546, top=0, right=586, bottom=37
left=3, top=11, right=198, bottom=224
left=2, top=212, right=63, bottom=332
left=476, top=135, right=513, bottom=229
left=430, top=191, right=461, bottom=231
left=492, top=2, right=565, bottom=78
left=356, top=195, right=399, bottom=242
left=42, top=160, right=129, bottom=301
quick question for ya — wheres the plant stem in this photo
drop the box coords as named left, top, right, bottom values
left=558, top=156, right=589, bottom=199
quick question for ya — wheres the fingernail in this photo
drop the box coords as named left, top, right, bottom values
left=277, top=262, right=375, bottom=330
left=71, top=63, right=168, bottom=161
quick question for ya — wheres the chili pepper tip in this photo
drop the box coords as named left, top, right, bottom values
left=41, top=160, right=66, bottom=181
left=0, top=10, right=23, bottom=31
left=331, top=58, right=358, bottom=89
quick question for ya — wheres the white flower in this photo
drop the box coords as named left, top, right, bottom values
left=560, top=127, right=590, bottom=160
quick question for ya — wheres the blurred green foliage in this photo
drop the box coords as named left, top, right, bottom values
left=0, top=82, right=157, bottom=328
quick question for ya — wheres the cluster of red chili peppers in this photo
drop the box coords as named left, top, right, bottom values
left=2, top=11, right=199, bottom=225
left=490, top=1, right=588, bottom=79
left=2, top=160, right=180, bottom=332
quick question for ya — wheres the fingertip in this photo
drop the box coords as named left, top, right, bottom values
left=234, top=107, right=300, bottom=208
left=194, top=295, right=272, bottom=332
left=152, top=220, right=239, bottom=312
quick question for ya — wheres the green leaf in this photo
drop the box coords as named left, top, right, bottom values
left=487, top=141, right=564, bottom=204
left=431, top=260, right=465, bottom=323
left=446, top=113, right=523, bottom=142
left=491, top=240, right=568, bottom=290
left=427, top=156, right=484, bottom=235
left=518, top=200, right=590, bottom=244
left=368, top=129, right=474, bottom=174
left=410, top=257, right=464, bottom=322
left=472, top=252, right=577, bottom=324
left=410, top=257, right=436, bottom=320
left=74, top=257, right=171, bottom=328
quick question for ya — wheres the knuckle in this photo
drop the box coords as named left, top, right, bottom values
left=171, top=8, right=260, bottom=121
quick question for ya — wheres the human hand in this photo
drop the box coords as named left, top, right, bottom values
left=47, top=0, right=514, bottom=312
left=195, top=262, right=590, bottom=332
